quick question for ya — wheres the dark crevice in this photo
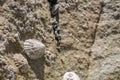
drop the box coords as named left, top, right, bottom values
left=87, top=1, right=105, bottom=78
left=92, top=1, right=105, bottom=45
left=89, top=1, right=105, bottom=58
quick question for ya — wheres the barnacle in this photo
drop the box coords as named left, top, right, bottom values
left=0, top=39, right=8, bottom=54
left=24, top=39, right=45, bottom=59
left=0, top=54, right=7, bottom=66
left=13, top=54, right=29, bottom=73
left=63, top=72, right=80, bottom=80
left=3, top=65, right=17, bottom=80
left=44, top=51, right=56, bottom=66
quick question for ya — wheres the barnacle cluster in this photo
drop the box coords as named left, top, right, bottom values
left=0, top=24, right=11, bottom=53
left=0, top=0, right=58, bottom=79
left=3, top=65, right=17, bottom=80
left=0, top=22, right=22, bottom=53
left=8, top=0, right=42, bottom=38
left=0, top=0, right=43, bottom=53
left=44, top=51, right=56, bottom=66
left=13, top=54, right=29, bottom=73
left=60, top=0, right=80, bottom=12
left=0, top=55, right=17, bottom=80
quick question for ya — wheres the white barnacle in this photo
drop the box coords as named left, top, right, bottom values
left=24, top=39, right=45, bottom=59
left=63, top=72, right=80, bottom=80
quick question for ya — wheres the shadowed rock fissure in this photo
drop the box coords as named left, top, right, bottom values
left=88, top=1, right=105, bottom=76
left=92, top=1, right=104, bottom=45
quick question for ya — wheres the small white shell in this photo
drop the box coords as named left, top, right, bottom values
left=24, top=39, right=45, bottom=59
left=63, top=72, right=80, bottom=80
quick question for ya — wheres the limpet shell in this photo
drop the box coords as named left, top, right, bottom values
left=24, top=39, right=45, bottom=59
left=63, top=72, right=80, bottom=80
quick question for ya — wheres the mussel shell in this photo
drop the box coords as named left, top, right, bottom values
left=52, top=4, right=59, bottom=15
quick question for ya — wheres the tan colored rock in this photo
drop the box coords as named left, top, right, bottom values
left=1, top=0, right=119, bottom=80
left=87, top=0, right=120, bottom=80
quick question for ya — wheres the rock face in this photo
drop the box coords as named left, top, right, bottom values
left=24, top=39, right=45, bottom=59
left=0, top=0, right=119, bottom=80
left=87, top=0, right=120, bottom=80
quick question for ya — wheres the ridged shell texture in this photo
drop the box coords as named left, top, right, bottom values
left=24, top=39, right=45, bottom=59
left=63, top=72, right=80, bottom=80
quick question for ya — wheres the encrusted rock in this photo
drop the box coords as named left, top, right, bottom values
left=44, top=51, right=56, bottom=66
left=24, top=39, right=45, bottom=59
left=0, top=39, right=8, bottom=54
left=0, top=54, right=7, bottom=66
left=4, top=65, right=17, bottom=80
left=63, top=72, right=80, bottom=80
left=0, top=55, right=17, bottom=80
left=13, top=54, right=29, bottom=73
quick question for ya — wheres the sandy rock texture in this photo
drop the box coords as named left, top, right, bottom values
left=0, top=0, right=119, bottom=80
left=87, top=0, right=120, bottom=80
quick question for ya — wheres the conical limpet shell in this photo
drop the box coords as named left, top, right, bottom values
left=63, top=72, right=80, bottom=80
left=24, top=39, right=45, bottom=59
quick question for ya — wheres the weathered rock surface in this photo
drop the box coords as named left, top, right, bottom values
left=87, top=0, right=120, bottom=80
left=0, top=0, right=119, bottom=80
